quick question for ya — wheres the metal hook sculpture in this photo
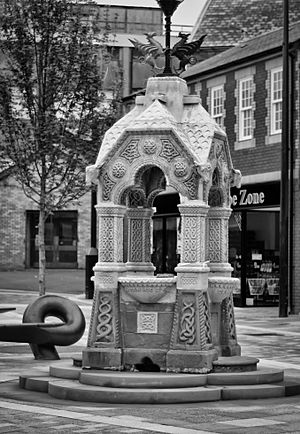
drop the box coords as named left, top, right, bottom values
left=0, top=295, right=85, bottom=360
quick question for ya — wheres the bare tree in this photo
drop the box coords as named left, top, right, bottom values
left=0, top=0, right=121, bottom=295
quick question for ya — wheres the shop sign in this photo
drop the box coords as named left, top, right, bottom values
left=231, top=182, right=280, bottom=209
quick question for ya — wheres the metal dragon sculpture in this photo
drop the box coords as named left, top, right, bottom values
left=129, top=32, right=206, bottom=75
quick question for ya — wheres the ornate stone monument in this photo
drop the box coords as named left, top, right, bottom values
left=84, top=75, right=242, bottom=373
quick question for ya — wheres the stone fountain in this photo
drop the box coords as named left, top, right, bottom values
left=84, top=75, right=242, bottom=373
left=19, top=75, right=294, bottom=405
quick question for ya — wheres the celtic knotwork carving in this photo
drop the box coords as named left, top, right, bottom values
left=96, top=296, right=113, bottom=342
left=203, top=292, right=212, bottom=344
left=112, top=161, right=126, bottom=178
left=209, top=219, right=221, bottom=262
left=120, top=140, right=140, bottom=163
left=227, top=293, right=237, bottom=340
left=160, top=139, right=180, bottom=162
left=174, top=161, right=188, bottom=177
left=102, top=172, right=116, bottom=201
left=137, top=312, right=158, bottom=333
left=183, top=171, right=198, bottom=199
left=99, top=217, right=114, bottom=262
left=130, top=219, right=143, bottom=262
left=128, top=189, right=145, bottom=207
left=179, top=301, right=196, bottom=344
left=143, top=139, right=157, bottom=155
left=183, top=217, right=198, bottom=262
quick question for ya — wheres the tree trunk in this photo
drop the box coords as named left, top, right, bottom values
left=38, top=206, right=46, bottom=296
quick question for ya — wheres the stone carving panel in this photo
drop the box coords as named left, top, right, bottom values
left=102, top=172, right=116, bottom=201
left=120, top=139, right=140, bottom=163
left=174, top=160, right=188, bottom=178
left=203, top=292, right=212, bottom=345
left=182, top=216, right=199, bottom=263
left=129, top=219, right=143, bottom=262
left=208, top=219, right=221, bottom=262
left=99, top=217, right=114, bottom=262
left=95, top=294, right=113, bottom=343
left=143, top=139, right=157, bottom=155
left=179, top=300, right=196, bottom=344
left=137, top=312, right=158, bottom=334
left=159, top=138, right=180, bottom=161
left=183, top=171, right=198, bottom=199
left=112, top=161, right=126, bottom=178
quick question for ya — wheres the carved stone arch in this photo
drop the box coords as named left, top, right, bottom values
left=135, top=165, right=166, bottom=198
left=111, top=157, right=189, bottom=205
left=147, top=188, right=166, bottom=208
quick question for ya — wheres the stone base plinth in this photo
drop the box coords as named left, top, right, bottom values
left=216, top=342, right=241, bottom=357
left=166, top=349, right=218, bottom=373
left=123, top=348, right=167, bottom=370
left=82, top=348, right=122, bottom=370
left=213, top=356, right=259, bottom=373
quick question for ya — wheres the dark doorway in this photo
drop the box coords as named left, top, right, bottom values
left=26, top=211, right=78, bottom=268
left=152, top=193, right=180, bottom=275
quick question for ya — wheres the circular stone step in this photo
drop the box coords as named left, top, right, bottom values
left=221, top=383, right=285, bottom=400
left=79, top=370, right=208, bottom=389
left=213, top=356, right=259, bottom=373
left=207, top=367, right=283, bottom=385
left=48, top=379, right=222, bottom=404
left=50, top=362, right=81, bottom=380
left=19, top=375, right=51, bottom=393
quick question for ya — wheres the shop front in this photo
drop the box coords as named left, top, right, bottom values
left=230, top=182, right=280, bottom=306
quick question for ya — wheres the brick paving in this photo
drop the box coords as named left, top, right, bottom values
left=1, top=272, right=300, bottom=433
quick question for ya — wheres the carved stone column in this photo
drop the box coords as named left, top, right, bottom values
left=125, top=207, right=155, bottom=275
left=207, top=206, right=233, bottom=276
left=167, top=203, right=218, bottom=372
left=207, top=206, right=241, bottom=356
left=208, top=277, right=241, bottom=356
left=83, top=204, right=127, bottom=369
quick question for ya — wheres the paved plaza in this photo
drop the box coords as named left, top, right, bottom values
left=0, top=270, right=300, bottom=433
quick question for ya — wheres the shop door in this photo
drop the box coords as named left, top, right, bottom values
left=27, top=211, right=78, bottom=268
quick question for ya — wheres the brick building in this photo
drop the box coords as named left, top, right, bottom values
left=180, top=22, right=300, bottom=313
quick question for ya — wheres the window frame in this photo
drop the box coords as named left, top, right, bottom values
left=270, top=66, right=283, bottom=135
left=210, top=84, right=224, bottom=127
left=238, top=76, right=254, bottom=141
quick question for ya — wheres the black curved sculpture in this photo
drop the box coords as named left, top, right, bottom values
left=0, top=295, right=85, bottom=360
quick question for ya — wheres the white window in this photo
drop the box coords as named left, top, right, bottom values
left=211, top=85, right=223, bottom=126
left=271, top=67, right=282, bottom=134
left=239, top=77, right=253, bottom=141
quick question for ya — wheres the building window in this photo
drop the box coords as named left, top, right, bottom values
left=211, top=85, right=223, bottom=126
left=270, top=67, right=282, bottom=134
left=239, top=77, right=253, bottom=141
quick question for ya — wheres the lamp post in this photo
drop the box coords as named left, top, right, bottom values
left=279, top=0, right=289, bottom=317
left=156, top=0, right=184, bottom=75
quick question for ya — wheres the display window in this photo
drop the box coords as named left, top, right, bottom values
left=229, top=209, right=280, bottom=306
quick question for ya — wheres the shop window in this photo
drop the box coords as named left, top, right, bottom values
left=229, top=210, right=280, bottom=306
left=239, top=77, right=253, bottom=141
left=270, top=67, right=282, bottom=135
left=26, top=210, right=78, bottom=269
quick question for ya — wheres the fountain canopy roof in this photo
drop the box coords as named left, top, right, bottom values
left=86, top=76, right=241, bottom=203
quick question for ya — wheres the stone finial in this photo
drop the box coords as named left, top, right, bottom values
left=86, top=165, right=99, bottom=186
